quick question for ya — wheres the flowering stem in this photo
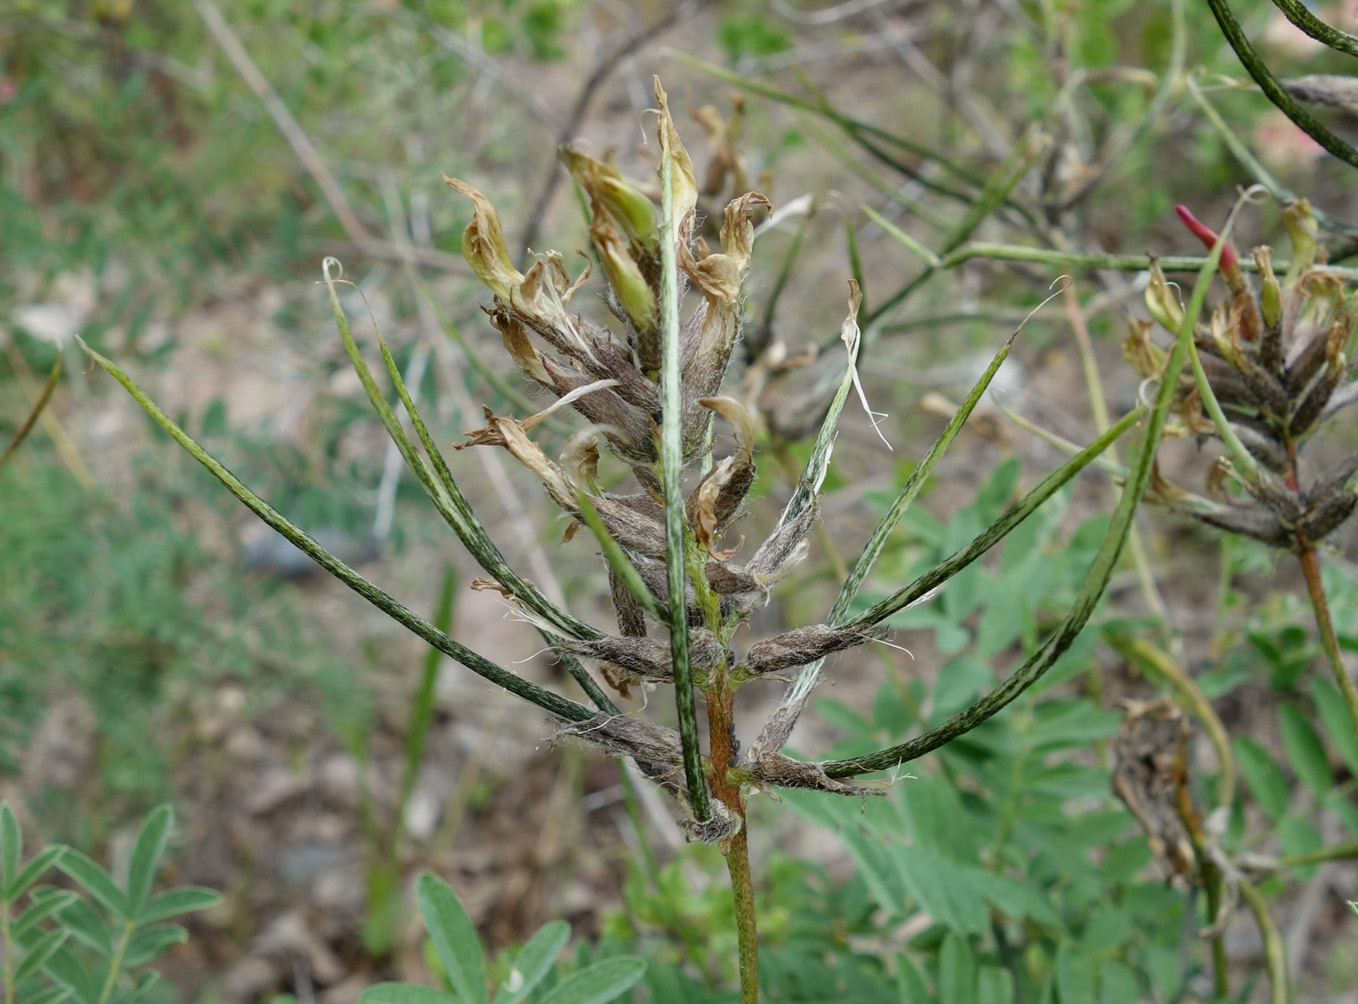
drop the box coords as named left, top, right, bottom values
left=1297, top=547, right=1358, bottom=751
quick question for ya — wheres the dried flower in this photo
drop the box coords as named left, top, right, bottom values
left=447, top=83, right=881, bottom=832
left=1129, top=200, right=1358, bottom=550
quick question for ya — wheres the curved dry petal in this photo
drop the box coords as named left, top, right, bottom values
left=687, top=396, right=758, bottom=555
left=445, top=177, right=523, bottom=299
left=457, top=408, right=578, bottom=511
left=654, top=77, right=698, bottom=230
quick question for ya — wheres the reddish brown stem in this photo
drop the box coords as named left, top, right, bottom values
left=1298, top=546, right=1358, bottom=746
left=706, top=670, right=758, bottom=1002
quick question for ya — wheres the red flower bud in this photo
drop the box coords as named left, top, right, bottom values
left=1175, top=204, right=1242, bottom=284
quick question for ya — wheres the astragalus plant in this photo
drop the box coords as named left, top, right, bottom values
left=84, top=78, right=1205, bottom=1000
left=1130, top=199, right=1358, bottom=739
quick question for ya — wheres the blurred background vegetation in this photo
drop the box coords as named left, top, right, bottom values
left=4, top=0, right=1358, bottom=1000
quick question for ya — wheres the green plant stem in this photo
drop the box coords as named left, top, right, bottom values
left=96, top=920, right=134, bottom=1004
left=1186, top=75, right=1358, bottom=239
left=1278, top=836, right=1358, bottom=868
left=1298, top=546, right=1358, bottom=753
left=1205, top=0, right=1358, bottom=171
left=1185, top=333, right=1263, bottom=486
left=1063, top=285, right=1170, bottom=645
left=0, top=350, right=60, bottom=471
left=903, top=243, right=1358, bottom=280
left=670, top=53, right=991, bottom=204
left=2, top=901, right=13, bottom=1004
left=1172, top=759, right=1229, bottom=998
left=866, top=132, right=1049, bottom=328
left=658, top=124, right=710, bottom=824
left=1239, top=879, right=1291, bottom=1004
left=1205, top=869, right=1230, bottom=996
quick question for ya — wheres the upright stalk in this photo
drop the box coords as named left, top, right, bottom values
left=2, top=902, right=13, bottom=1004
left=705, top=664, right=757, bottom=1003
left=1297, top=547, right=1358, bottom=745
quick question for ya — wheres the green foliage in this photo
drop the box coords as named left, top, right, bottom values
left=359, top=875, right=644, bottom=1004
left=1, top=0, right=581, bottom=306
left=714, top=16, right=791, bottom=63
left=0, top=803, right=220, bottom=1004
left=0, top=427, right=364, bottom=801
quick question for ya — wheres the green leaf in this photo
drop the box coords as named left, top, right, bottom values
left=78, top=340, right=595, bottom=727
left=492, top=920, right=570, bottom=1004
left=1278, top=816, right=1323, bottom=877
left=360, top=985, right=460, bottom=1004
left=1142, top=943, right=1181, bottom=1001
left=535, top=957, right=646, bottom=1004
left=1099, top=960, right=1140, bottom=1004
left=1080, top=909, right=1133, bottom=955
left=57, top=851, right=128, bottom=920
left=42, top=946, right=101, bottom=1004
left=138, top=887, right=222, bottom=925
left=937, top=933, right=975, bottom=1004
left=1233, top=736, right=1289, bottom=822
left=977, top=966, right=1015, bottom=1004
left=894, top=952, right=932, bottom=1003
left=1310, top=676, right=1358, bottom=775
left=1056, top=943, right=1096, bottom=1004
left=978, top=873, right=1063, bottom=930
left=1278, top=704, right=1331, bottom=798
left=22, top=986, right=73, bottom=1004
left=1, top=803, right=20, bottom=889
left=417, top=875, right=487, bottom=1004
left=126, top=805, right=173, bottom=918
left=123, top=924, right=188, bottom=967
left=9, top=845, right=67, bottom=901
left=14, top=891, right=79, bottom=939
left=57, top=897, right=114, bottom=956
left=1028, top=700, right=1122, bottom=753
left=932, top=657, right=993, bottom=716
left=894, top=847, right=989, bottom=935
left=15, top=928, right=70, bottom=986
left=119, top=970, right=163, bottom=1004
